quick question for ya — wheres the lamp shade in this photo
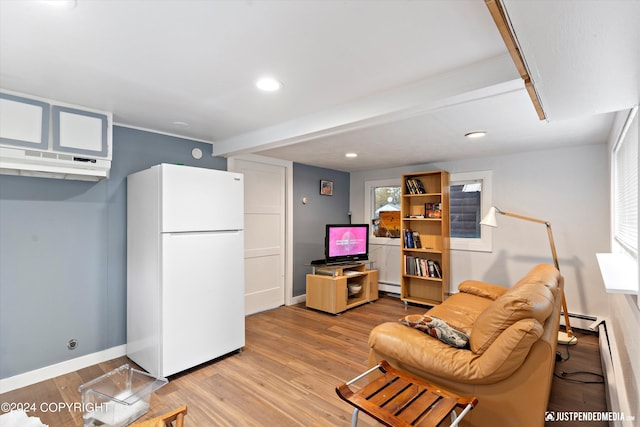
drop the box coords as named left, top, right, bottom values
left=480, top=206, right=499, bottom=227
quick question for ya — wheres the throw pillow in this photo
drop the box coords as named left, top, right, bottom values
left=400, top=314, right=469, bottom=348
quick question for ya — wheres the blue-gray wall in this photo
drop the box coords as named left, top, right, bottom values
left=292, top=163, right=350, bottom=296
left=0, top=126, right=226, bottom=379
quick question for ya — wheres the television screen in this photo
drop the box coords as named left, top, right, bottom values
left=325, top=224, right=369, bottom=263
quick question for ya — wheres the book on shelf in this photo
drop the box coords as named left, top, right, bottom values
left=404, top=229, right=423, bottom=249
left=432, top=260, right=442, bottom=278
left=405, top=180, right=414, bottom=194
left=405, top=178, right=426, bottom=195
left=404, top=255, right=442, bottom=278
left=403, top=229, right=414, bottom=248
left=427, top=260, right=443, bottom=278
left=412, top=231, right=422, bottom=249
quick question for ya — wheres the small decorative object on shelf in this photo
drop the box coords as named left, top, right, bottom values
left=425, top=202, right=442, bottom=218
left=400, top=170, right=450, bottom=306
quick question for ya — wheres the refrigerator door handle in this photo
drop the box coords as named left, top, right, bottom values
left=164, top=229, right=242, bottom=236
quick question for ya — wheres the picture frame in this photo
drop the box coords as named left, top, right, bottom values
left=320, top=179, right=333, bottom=196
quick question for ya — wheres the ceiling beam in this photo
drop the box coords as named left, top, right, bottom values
left=212, top=54, right=521, bottom=158
left=485, top=0, right=546, bottom=120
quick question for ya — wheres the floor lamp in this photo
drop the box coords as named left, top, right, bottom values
left=480, top=206, right=577, bottom=345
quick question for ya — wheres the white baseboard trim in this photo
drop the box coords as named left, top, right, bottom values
left=379, top=283, right=400, bottom=294
left=289, top=294, right=306, bottom=305
left=0, top=345, right=127, bottom=393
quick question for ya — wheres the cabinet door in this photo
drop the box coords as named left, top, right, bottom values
left=52, top=105, right=109, bottom=157
left=0, top=92, right=49, bottom=149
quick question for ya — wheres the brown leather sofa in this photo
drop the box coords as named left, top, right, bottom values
left=368, top=264, right=563, bottom=427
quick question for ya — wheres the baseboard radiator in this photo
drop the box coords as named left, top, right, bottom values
left=598, top=322, right=626, bottom=427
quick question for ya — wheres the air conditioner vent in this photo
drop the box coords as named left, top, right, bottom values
left=25, top=150, right=41, bottom=157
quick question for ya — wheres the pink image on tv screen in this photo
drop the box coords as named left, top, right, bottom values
left=328, top=227, right=367, bottom=257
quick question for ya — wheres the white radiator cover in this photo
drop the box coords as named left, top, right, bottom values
left=599, top=323, right=635, bottom=427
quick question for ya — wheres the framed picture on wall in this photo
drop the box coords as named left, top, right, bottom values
left=320, top=180, right=333, bottom=196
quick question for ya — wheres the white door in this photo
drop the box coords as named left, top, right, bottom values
left=231, top=158, right=287, bottom=315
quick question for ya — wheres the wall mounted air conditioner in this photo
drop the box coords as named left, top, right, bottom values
left=0, top=90, right=112, bottom=181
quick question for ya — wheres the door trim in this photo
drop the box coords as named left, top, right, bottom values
left=227, top=154, right=294, bottom=306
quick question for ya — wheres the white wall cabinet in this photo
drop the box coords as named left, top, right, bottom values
left=0, top=92, right=110, bottom=159
left=52, top=106, right=109, bottom=158
left=0, top=91, right=112, bottom=180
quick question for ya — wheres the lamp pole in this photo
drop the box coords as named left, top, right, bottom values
left=481, top=207, right=575, bottom=344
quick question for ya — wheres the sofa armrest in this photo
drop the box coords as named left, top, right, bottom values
left=368, top=319, right=543, bottom=385
left=458, top=280, right=508, bottom=300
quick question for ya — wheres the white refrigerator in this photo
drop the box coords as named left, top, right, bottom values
left=126, top=163, right=244, bottom=377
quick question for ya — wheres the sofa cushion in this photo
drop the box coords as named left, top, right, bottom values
left=426, top=292, right=494, bottom=335
left=512, top=263, right=561, bottom=299
left=458, top=280, right=509, bottom=300
left=368, top=318, right=544, bottom=384
left=469, top=280, right=554, bottom=354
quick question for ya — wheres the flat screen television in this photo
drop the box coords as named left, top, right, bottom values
left=324, top=224, right=369, bottom=264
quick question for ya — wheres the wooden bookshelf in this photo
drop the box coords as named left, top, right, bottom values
left=400, top=171, right=450, bottom=306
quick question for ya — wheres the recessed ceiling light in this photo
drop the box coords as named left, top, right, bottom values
left=345, top=153, right=358, bottom=158
left=256, top=77, right=282, bottom=92
left=465, top=131, right=487, bottom=139
left=172, top=121, right=189, bottom=127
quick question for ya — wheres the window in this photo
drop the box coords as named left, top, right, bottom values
left=450, top=182, right=482, bottom=238
left=449, top=171, right=493, bottom=252
left=600, top=106, right=639, bottom=295
left=372, top=185, right=401, bottom=236
left=613, top=108, right=638, bottom=257
left=365, top=178, right=401, bottom=245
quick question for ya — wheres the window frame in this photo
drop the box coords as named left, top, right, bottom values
left=600, top=106, right=639, bottom=295
left=449, top=170, right=493, bottom=252
left=364, top=178, right=401, bottom=246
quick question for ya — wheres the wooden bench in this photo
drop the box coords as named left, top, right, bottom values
left=130, top=405, right=188, bottom=427
left=336, top=361, right=477, bottom=427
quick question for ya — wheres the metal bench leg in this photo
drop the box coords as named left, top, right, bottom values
left=450, top=403, right=474, bottom=427
left=351, top=407, right=359, bottom=427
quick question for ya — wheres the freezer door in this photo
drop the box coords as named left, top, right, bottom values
left=161, top=231, right=245, bottom=376
left=161, top=164, right=244, bottom=232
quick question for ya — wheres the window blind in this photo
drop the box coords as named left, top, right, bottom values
left=613, top=107, right=638, bottom=255
left=450, top=183, right=481, bottom=238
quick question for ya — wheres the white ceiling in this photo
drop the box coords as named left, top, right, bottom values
left=1, top=0, right=638, bottom=172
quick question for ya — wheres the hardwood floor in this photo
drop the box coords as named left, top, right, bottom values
left=0, top=295, right=606, bottom=426
left=546, top=328, right=607, bottom=427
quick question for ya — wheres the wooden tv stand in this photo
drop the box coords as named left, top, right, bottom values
left=306, top=262, right=378, bottom=314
